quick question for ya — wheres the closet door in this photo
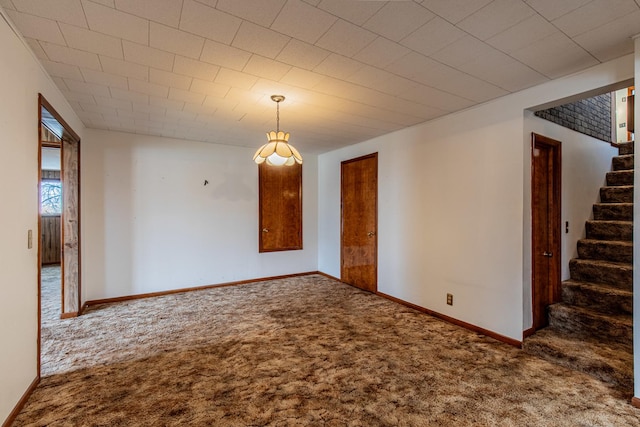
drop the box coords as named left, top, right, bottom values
left=258, top=163, right=302, bottom=252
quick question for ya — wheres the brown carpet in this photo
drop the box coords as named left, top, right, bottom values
left=13, top=269, right=640, bottom=426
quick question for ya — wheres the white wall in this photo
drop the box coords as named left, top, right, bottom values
left=82, top=129, right=318, bottom=301
left=318, top=55, right=634, bottom=341
left=522, top=111, right=618, bottom=329
left=0, top=12, right=84, bottom=424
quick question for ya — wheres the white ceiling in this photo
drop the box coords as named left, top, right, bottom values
left=3, top=0, right=640, bottom=154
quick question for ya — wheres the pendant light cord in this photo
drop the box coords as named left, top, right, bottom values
left=276, top=100, right=280, bottom=133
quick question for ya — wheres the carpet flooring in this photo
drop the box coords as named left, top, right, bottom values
left=13, top=269, right=640, bottom=426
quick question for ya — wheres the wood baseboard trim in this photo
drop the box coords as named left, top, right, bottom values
left=315, top=271, right=341, bottom=282
left=2, top=376, right=39, bottom=427
left=60, top=311, right=78, bottom=319
left=82, top=271, right=322, bottom=311
left=631, top=397, right=640, bottom=409
left=377, top=291, right=522, bottom=348
left=522, top=327, right=535, bottom=339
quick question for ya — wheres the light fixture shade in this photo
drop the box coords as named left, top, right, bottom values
left=254, top=95, right=303, bottom=166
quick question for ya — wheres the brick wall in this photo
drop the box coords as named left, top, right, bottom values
left=534, top=93, right=612, bottom=142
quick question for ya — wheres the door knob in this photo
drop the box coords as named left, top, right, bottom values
left=367, top=231, right=376, bottom=237
left=262, top=228, right=269, bottom=233
left=543, top=251, right=553, bottom=257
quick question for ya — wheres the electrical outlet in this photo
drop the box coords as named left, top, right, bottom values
left=446, top=293, right=453, bottom=306
left=27, top=230, right=33, bottom=249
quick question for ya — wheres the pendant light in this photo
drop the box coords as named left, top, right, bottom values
left=253, top=95, right=302, bottom=166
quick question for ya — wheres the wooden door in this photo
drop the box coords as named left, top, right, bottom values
left=341, top=153, right=378, bottom=292
left=61, top=136, right=81, bottom=315
left=259, top=163, right=302, bottom=252
left=531, top=133, right=561, bottom=330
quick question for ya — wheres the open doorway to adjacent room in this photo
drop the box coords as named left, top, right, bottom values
left=38, top=94, right=81, bottom=376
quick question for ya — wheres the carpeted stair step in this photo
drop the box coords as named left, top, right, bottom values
left=599, top=186, right=633, bottom=203
left=569, top=258, right=632, bottom=290
left=548, top=303, right=632, bottom=346
left=576, top=239, right=633, bottom=263
left=618, top=141, right=634, bottom=155
left=561, top=280, right=633, bottom=316
left=585, top=220, right=633, bottom=241
left=612, top=154, right=634, bottom=171
left=592, top=203, right=633, bottom=221
left=606, top=170, right=633, bottom=186
left=523, top=328, right=633, bottom=390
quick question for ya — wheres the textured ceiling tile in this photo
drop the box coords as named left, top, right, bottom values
left=150, top=22, right=205, bottom=59
left=63, top=78, right=111, bottom=97
left=40, top=42, right=102, bottom=70
left=168, top=87, right=206, bottom=105
left=524, top=0, right=593, bottom=21
left=429, top=36, right=496, bottom=68
left=313, top=53, right=364, bottom=79
left=5, top=10, right=66, bottom=44
left=276, top=39, right=330, bottom=70
left=0, top=0, right=16, bottom=10
left=180, top=0, right=242, bottom=44
left=41, top=59, right=84, bottom=80
left=149, top=69, right=193, bottom=90
left=200, top=39, right=252, bottom=71
left=190, top=79, right=231, bottom=99
left=123, top=41, right=175, bottom=71
left=89, top=0, right=114, bottom=7
left=457, top=0, right=536, bottom=41
left=551, top=0, right=639, bottom=37
left=397, top=84, right=475, bottom=112
left=315, top=19, right=377, bottom=58
left=420, top=0, right=492, bottom=24
left=456, top=49, right=549, bottom=92
left=486, top=14, right=557, bottom=54
left=400, top=17, right=466, bottom=57
left=82, top=0, right=148, bottom=44
left=129, top=78, right=170, bottom=97
left=80, top=68, right=128, bottom=89
left=12, top=0, right=87, bottom=27
left=99, top=56, right=149, bottom=81
left=94, top=95, right=133, bottom=110
left=216, top=0, right=286, bottom=27
left=148, top=95, right=184, bottom=110
left=110, top=87, right=149, bottom=103
left=510, top=31, right=599, bottom=78
left=363, top=1, right=435, bottom=42
left=60, top=89, right=96, bottom=104
left=59, top=23, right=123, bottom=59
left=316, top=0, right=385, bottom=25
left=353, top=37, right=410, bottom=68
left=572, top=10, right=640, bottom=62
left=114, top=0, right=182, bottom=27
left=231, top=21, right=290, bottom=59
left=79, top=102, right=117, bottom=116
left=271, top=0, right=337, bottom=44
left=215, top=68, right=258, bottom=90
left=280, top=67, right=326, bottom=88
left=24, top=38, right=48, bottom=59
left=173, top=56, right=220, bottom=81
left=243, top=55, right=291, bottom=80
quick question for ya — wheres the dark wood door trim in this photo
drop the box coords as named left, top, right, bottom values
left=340, top=152, right=378, bottom=292
left=531, top=133, right=561, bottom=331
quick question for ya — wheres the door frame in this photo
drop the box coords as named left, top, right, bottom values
left=340, top=152, right=378, bottom=292
left=531, top=132, right=561, bottom=331
left=37, top=94, right=81, bottom=375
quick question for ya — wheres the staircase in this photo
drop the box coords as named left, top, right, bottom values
left=524, top=141, right=634, bottom=391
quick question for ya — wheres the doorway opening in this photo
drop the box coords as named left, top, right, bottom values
left=38, top=94, right=81, bottom=376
